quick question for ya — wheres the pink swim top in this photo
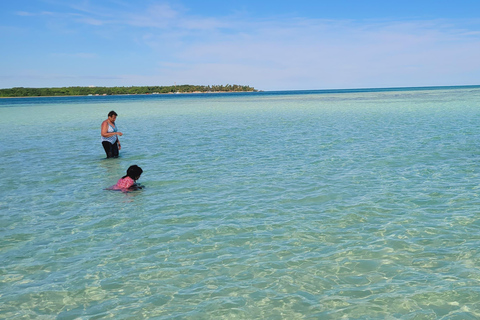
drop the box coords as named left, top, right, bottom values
left=112, top=176, right=135, bottom=190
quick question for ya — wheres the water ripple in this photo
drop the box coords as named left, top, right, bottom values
left=2, top=88, right=480, bottom=318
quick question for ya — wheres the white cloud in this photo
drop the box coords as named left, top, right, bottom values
left=159, top=18, right=480, bottom=89
left=16, top=11, right=55, bottom=16
left=75, top=17, right=105, bottom=26
left=16, top=11, right=35, bottom=16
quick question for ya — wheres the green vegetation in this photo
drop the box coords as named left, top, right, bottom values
left=0, top=84, right=257, bottom=97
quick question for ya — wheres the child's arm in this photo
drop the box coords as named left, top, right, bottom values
left=130, top=183, right=144, bottom=190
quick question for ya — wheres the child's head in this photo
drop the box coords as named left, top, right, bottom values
left=126, top=165, right=143, bottom=180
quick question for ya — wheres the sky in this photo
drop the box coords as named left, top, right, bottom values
left=1, top=0, right=480, bottom=91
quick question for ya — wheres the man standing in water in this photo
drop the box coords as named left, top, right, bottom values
left=101, top=110, right=123, bottom=158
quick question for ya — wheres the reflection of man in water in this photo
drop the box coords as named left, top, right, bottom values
left=101, top=110, right=123, bottom=158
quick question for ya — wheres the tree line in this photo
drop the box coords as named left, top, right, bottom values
left=0, top=84, right=257, bottom=97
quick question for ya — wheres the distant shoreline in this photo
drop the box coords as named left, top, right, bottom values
left=1, top=84, right=479, bottom=99
left=0, top=91, right=258, bottom=99
left=0, top=84, right=258, bottom=98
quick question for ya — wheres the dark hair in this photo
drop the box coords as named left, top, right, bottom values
left=123, top=165, right=143, bottom=180
left=108, top=110, right=118, bottom=117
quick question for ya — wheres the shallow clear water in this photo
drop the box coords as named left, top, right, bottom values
left=2, top=88, right=480, bottom=319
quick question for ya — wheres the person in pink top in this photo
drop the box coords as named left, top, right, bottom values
left=111, top=165, right=143, bottom=191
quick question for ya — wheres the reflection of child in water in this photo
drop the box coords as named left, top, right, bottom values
left=111, top=165, right=143, bottom=191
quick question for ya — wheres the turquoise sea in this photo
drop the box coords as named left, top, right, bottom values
left=1, top=86, right=480, bottom=319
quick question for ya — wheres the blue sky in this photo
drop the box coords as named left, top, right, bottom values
left=1, top=0, right=480, bottom=90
